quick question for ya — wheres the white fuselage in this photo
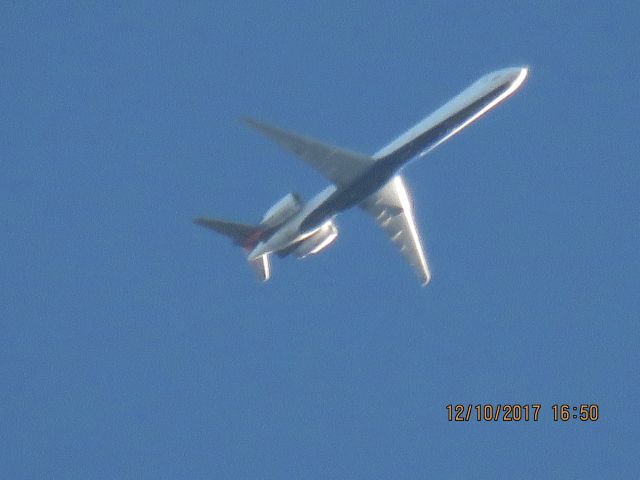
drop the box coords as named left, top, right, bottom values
left=248, top=67, right=528, bottom=261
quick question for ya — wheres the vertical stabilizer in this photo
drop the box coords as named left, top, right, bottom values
left=194, top=217, right=264, bottom=250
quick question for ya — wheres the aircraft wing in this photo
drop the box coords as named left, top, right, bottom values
left=243, top=117, right=373, bottom=186
left=360, top=175, right=431, bottom=286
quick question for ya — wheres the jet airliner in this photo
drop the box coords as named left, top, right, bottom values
left=195, top=67, right=528, bottom=285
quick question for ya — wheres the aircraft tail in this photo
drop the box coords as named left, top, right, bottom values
left=194, top=217, right=271, bottom=281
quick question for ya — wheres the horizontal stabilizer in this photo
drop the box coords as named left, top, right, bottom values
left=249, top=254, right=271, bottom=282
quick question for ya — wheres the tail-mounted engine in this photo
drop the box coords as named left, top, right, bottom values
left=260, top=193, right=303, bottom=228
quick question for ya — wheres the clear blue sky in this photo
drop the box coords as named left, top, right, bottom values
left=2, top=2, right=638, bottom=478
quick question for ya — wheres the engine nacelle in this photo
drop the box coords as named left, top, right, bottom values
left=293, top=221, right=339, bottom=258
left=261, top=193, right=303, bottom=228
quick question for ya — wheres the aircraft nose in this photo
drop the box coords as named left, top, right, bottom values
left=515, top=65, right=528, bottom=79
left=499, top=66, right=528, bottom=82
left=511, top=66, right=529, bottom=89
left=485, top=66, right=528, bottom=89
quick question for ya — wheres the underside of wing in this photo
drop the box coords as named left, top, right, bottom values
left=243, top=117, right=373, bottom=186
left=360, top=176, right=431, bottom=286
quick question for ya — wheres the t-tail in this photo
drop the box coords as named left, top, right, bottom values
left=194, top=217, right=271, bottom=281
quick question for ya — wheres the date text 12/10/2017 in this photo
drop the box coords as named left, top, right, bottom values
left=446, top=404, right=599, bottom=422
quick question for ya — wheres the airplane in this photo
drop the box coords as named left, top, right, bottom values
left=195, top=66, right=528, bottom=285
